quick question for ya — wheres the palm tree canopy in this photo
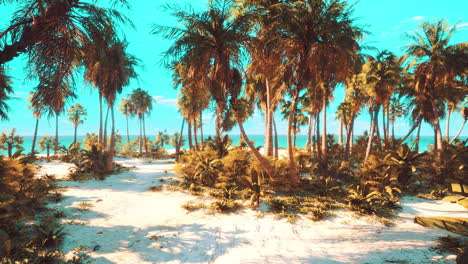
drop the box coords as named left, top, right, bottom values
left=67, top=104, right=87, bottom=127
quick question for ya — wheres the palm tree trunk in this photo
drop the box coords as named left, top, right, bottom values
left=401, top=116, right=423, bottom=142
left=264, top=109, right=273, bottom=156
left=126, top=117, right=130, bottom=143
left=73, top=125, right=78, bottom=145
left=316, top=111, right=321, bottom=161
left=374, top=106, right=382, bottom=149
left=143, top=116, right=148, bottom=154
left=382, top=105, right=388, bottom=147
left=103, top=106, right=110, bottom=150
left=188, top=119, right=193, bottom=149
left=306, top=113, right=313, bottom=151
left=321, top=96, right=328, bottom=177
left=31, top=118, right=39, bottom=153
left=215, top=104, right=222, bottom=140
left=193, top=117, right=199, bottom=150
left=415, top=120, right=422, bottom=152
left=344, top=114, right=355, bottom=161
left=138, top=116, right=143, bottom=154
left=287, top=92, right=299, bottom=186
left=99, top=92, right=103, bottom=144
left=338, top=118, right=343, bottom=146
left=106, top=104, right=116, bottom=173
left=200, top=111, right=204, bottom=146
left=273, top=115, right=279, bottom=159
left=234, top=112, right=275, bottom=180
left=176, top=119, right=185, bottom=158
left=55, top=113, right=59, bottom=154
left=449, top=119, right=466, bottom=144
left=445, top=108, right=452, bottom=142
left=364, top=109, right=376, bottom=162
left=433, top=117, right=444, bottom=160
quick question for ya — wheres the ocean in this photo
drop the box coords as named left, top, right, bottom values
left=4, top=134, right=465, bottom=155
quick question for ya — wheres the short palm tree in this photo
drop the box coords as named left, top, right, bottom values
left=0, top=129, right=24, bottom=158
left=118, top=97, right=135, bottom=144
left=129, top=88, right=153, bottom=155
left=67, top=104, right=87, bottom=145
left=38, top=136, right=55, bottom=159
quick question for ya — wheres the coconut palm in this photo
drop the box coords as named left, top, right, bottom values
left=67, top=104, right=87, bottom=145
left=118, top=97, right=135, bottom=143
left=0, top=129, right=23, bottom=158
left=363, top=51, right=403, bottom=161
left=404, top=19, right=467, bottom=159
left=155, top=0, right=276, bottom=179
left=98, top=40, right=138, bottom=171
left=26, top=92, right=44, bottom=153
left=38, top=136, right=55, bottom=159
left=129, top=88, right=152, bottom=155
left=271, top=0, right=362, bottom=179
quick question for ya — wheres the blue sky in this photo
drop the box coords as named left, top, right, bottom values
left=0, top=0, right=467, bottom=137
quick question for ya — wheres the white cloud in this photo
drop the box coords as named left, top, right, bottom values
left=412, top=16, right=424, bottom=21
left=456, top=23, right=468, bottom=29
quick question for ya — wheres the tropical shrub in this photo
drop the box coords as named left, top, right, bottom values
left=208, top=199, right=241, bottom=213
left=0, top=129, right=24, bottom=158
left=38, top=136, right=55, bottom=159
left=346, top=182, right=400, bottom=217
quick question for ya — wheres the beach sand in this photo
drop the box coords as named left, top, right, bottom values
left=38, top=158, right=466, bottom=264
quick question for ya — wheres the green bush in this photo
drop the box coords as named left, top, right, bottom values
left=208, top=199, right=241, bottom=213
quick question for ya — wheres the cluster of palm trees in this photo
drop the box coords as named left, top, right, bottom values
left=118, top=88, right=154, bottom=154
left=156, top=0, right=467, bottom=186
left=0, top=0, right=139, bottom=171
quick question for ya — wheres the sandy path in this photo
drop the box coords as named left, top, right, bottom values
left=42, top=158, right=466, bottom=264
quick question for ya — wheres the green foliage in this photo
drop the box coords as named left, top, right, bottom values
left=203, top=135, right=232, bottom=158
left=83, top=133, right=100, bottom=151
left=181, top=201, right=206, bottom=211
left=0, top=129, right=24, bottom=158
left=346, top=182, right=400, bottom=217
left=38, top=136, right=55, bottom=159
left=423, top=140, right=468, bottom=183
left=384, top=144, right=426, bottom=184
left=68, top=145, right=107, bottom=180
left=31, top=224, right=67, bottom=248
left=208, top=199, right=241, bottom=213
left=430, top=236, right=466, bottom=255
left=154, top=130, right=170, bottom=149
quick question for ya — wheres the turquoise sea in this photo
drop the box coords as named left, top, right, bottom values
left=4, top=134, right=466, bottom=155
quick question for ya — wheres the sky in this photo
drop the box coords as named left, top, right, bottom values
left=0, top=0, right=467, bottom=137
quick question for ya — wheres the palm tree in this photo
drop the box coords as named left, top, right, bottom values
left=129, top=88, right=152, bottom=155
left=99, top=40, right=138, bottom=171
left=118, top=97, right=135, bottom=143
left=155, top=0, right=276, bottom=179
left=38, top=136, right=55, bottom=159
left=27, top=92, right=44, bottom=153
left=363, top=51, right=402, bottom=161
left=0, top=2, right=130, bottom=136
left=0, top=66, right=11, bottom=120
left=173, top=62, right=210, bottom=150
left=67, top=104, right=87, bottom=145
left=404, top=19, right=467, bottom=159
left=273, top=0, right=362, bottom=179
left=0, top=129, right=23, bottom=158
left=449, top=104, right=467, bottom=144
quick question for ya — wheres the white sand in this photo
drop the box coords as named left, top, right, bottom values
left=40, top=158, right=467, bottom=264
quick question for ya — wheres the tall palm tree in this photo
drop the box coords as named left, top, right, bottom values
left=27, top=91, right=44, bottom=153
left=67, top=104, right=87, bottom=145
left=118, top=97, right=135, bottom=143
left=274, top=0, right=362, bottom=179
left=404, top=19, right=467, bottom=159
left=129, top=88, right=152, bottom=155
left=155, top=0, right=276, bottom=179
left=363, top=51, right=402, bottom=161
